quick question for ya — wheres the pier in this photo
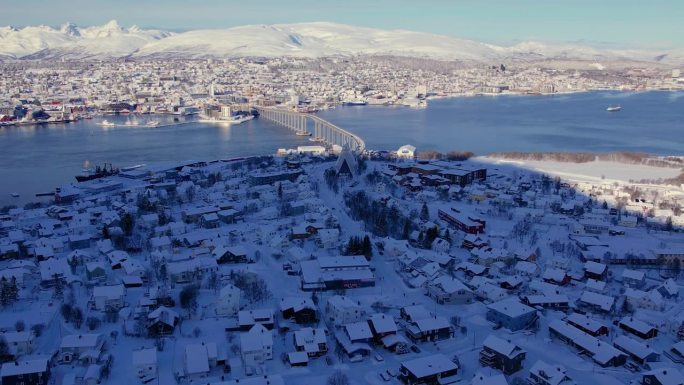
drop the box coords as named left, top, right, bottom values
left=255, top=107, right=365, bottom=152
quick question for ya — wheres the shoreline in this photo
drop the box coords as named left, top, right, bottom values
left=2, top=88, right=683, bottom=129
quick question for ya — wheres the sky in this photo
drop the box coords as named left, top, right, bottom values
left=1, top=0, right=683, bottom=48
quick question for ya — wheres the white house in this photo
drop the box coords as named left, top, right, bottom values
left=326, top=295, right=365, bottom=326
left=240, top=324, right=274, bottom=369
left=0, top=331, right=34, bottom=356
left=427, top=276, right=474, bottom=304
left=132, top=347, right=157, bottom=381
left=91, top=284, right=126, bottom=311
left=184, top=342, right=217, bottom=379
left=216, top=284, right=241, bottom=316
left=59, top=334, right=104, bottom=363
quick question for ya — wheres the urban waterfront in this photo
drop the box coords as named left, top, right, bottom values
left=1, top=91, right=682, bottom=205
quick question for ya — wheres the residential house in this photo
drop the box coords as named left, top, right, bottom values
left=326, top=295, right=365, bottom=326
left=369, top=313, right=398, bottom=342
left=0, top=331, right=35, bottom=357
left=147, top=306, right=179, bottom=336
left=583, top=261, right=608, bottom=281
left=279, top=297, right=317, bottom=324
left=479, top=335, right=526, bottom=375
left=213, top=245, right=250, bottom=264
left=132, top=348, right=157, bottom=382
left=427, top=276, right=474, bottom=304
left=621, top=269, right=646, bottom=288
left=405, top=316, right=454, bottom=343
left=1, top=357, right=51, bottom=385
left=238, top=309, right=275, bottom=331
left=527, top=360, right=574, bottom=385
left=216, top=284, right=241, bottom=316
left=548, top=320, right=626, bottom=367
left=59, top=334, right=104, bottom=363
left=399, top=354, right=459, bottom=385
left=565, top=313, right=609, bottom=337
left=641, top=368, right=683, bottom=385
left=619, top=316, right=658, bottom=339
left=578, top=291, right=614, bottom=313
left=486, top=299, right=537, bottom=331
left=184, top=342, right=217, bottom=379
left=613, top=335, right=659, bottom=364
left=90, top=284, right=125, bottom=311
left=240, top=324, right=273, bottom=368
left=293, top=327, right=327, bottom=358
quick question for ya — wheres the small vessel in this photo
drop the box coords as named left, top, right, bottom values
left=296, top=130, right=312, bottom=137
left=606, top=105, right=622, bottom=112
left=229, top=114, right=254, bottom=124
left=98, top=120, right=116, bottom=127
left=145, top=120, right=160, bottom=127
left=342, top=99, right=368, bottom=106
left=123, top=117, right=140, bottom=127
left=10, top=193, right=19, bottom=198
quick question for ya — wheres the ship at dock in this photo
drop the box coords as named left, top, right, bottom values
left=75, top=161, right=119, bottom=182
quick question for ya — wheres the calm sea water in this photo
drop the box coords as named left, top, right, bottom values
left=0, top=115, right=307, bottom=206
left=0, top=91, right=682, bottom=206
left=318, top=90, right=684, bottom=155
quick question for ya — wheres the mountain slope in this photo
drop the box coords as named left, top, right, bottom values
left=0, top=21, right=681, bottom=65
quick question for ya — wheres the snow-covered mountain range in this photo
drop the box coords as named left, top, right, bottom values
left=0, top=20, right=681, bottom=65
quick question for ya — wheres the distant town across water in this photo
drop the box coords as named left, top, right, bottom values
left=0, top=90, right=682, bottom=205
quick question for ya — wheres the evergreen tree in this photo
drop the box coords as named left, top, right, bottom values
left=402, top=220, right=411, bottom=240
left=420, top=203, right=429, bottom=221
left=53, top=274, right=64, bottom=300
left=72, top=307, right=84, bottom=329
left=362, top=235, right=372, bottom=260
left=0, top=337, right=10, bottom=363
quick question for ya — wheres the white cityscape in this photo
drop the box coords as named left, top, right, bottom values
left=0, top=6, right=683, bottom=385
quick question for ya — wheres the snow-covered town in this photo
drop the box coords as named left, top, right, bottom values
left=1, top=54, right=683, bottom=126
left=1, top=144, right=683, bottom=385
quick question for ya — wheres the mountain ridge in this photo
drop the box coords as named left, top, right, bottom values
left=0, top=20, right=681, bottom=65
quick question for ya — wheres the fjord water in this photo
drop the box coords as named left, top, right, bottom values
left=0, top=116, right=306, bottom=205
left=319, top=91, right=684, bottom=155
left=0, top=91, right=682, bottom=206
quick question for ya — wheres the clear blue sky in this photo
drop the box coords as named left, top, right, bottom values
left=2, top=0, right=683, bottom=48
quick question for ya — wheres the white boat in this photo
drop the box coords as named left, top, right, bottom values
left=10, top=193, right=19, bottom=198
left=145, top=120, right=160, bottom=127
left=123, top=117, right=140, bottom=127
left=98, top=120, right=116, bottom=127
left=606, top=105, right=622, bottom=112
left=199, top=114, right=254, bottom=125
left=296, top=130, right=312, bottom=136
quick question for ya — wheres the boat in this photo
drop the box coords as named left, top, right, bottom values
left=123, top=117, right=140, bottom=127
left=606, top=105, right=622, bottom=112
left=145, top=120, right=160, bottom=127
left=296, top=130, right=312, bottom=137
left=342, top=99, right=368, bottom=106
left=309, top=137, right=323, bottom=142
left=10, top=193, right=19, bottom=198
left=199, top=113, right=254, bottom=125
left=75, top=162, right=119, bottom=182
left=98, top=120, right=116, bottom=127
